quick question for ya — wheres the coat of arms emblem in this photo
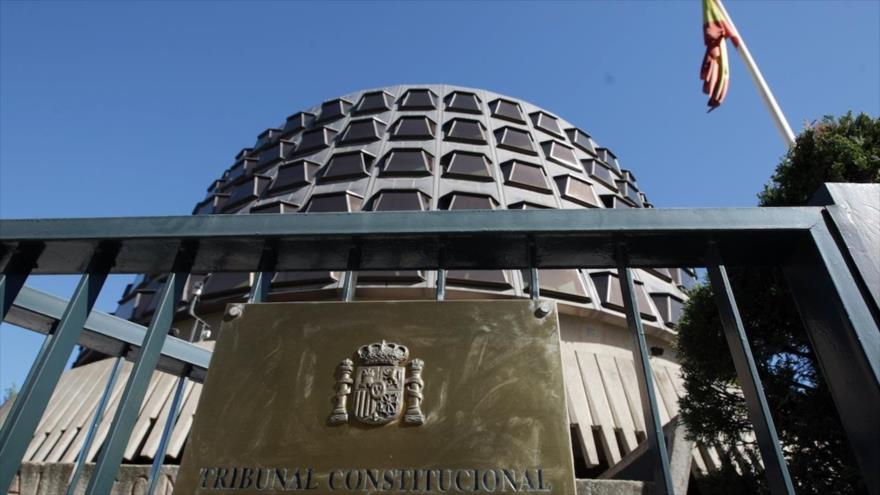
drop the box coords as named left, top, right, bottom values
left=329, top=341, right=425, bottom=426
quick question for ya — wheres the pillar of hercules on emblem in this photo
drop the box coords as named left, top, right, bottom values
left=329, top=341, right=425, bottom=426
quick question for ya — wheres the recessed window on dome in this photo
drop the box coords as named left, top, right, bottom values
left=358, top=270, right=425, bottom=284
left=444, top=118, right=487, bottom=144
left=615, top=180, right=643, bottom=207
left=226, top=155, right=258, bottom=184
left=590, top=271, right=657, bottom=320
left=541, top=140, right=579, bottom=169
left=555, top=175, right=600, bottom=208
left=583, top=159, right=619, bottom=191
left=297, top=127, right=338, bottom=153
left=508, top=201, right=551, bottom=209
left=317, top=98, right=353, bottom=122
left=203, top=272, right=251, bottom=298
left=339, top=118, right=386, bottom=144
left=221, top=176, right=272, bottom=212
left=250, top=200, right=299, bottom=214
left=390, top=116, right=436, bottom=140
left=650, top=292, right=684, bottom=328
left=398, top=89, right=438, bottom=110
left=447, top=270, right=512, bottom=290
left=522, top=269, right=591, bottom=303
left=494, top=126, right=536, bottom=154
left=381, top=148, right=433, bottom=177
left=268, top=160, right=320, bottom=195
left=205, top=178, right=225, bottom=195
left=370, top=189, right=431, bottom=211
left=257, top=139, right=295, bottom=170
left=444, top=91, right=482, bottom=114
left=530, top=112, right=564, bottom=137
left=600, top=194, right=632, bottom=209
left=489, top=98, right=525, bottom=123
left=282, top=112, right=315, bottom=136
left=440, top=192, right=498, bottom=210
left=254, top=128, right=283, bottom=150
left=193, top=193, right=229, bottom=215
left=671, top=268, right=698, bottom=290
left=441, top=150, right=494, bottom=181
left=565, top=128, right=597, bottom=157
left=354, top=91, right=394, bottom=114
left=595, top=147, right=622, bottom=174
left=501, top=160, right=551, bottom=193
left=319, top=151, right=374, bottom=182
left=305, top=191, right=363, bottom=213
left=622, top=169, right=638, bottom=185
left=645, top=267, right=673, bottom=282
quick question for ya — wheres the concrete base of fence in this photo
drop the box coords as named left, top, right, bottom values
left=8, top=463, right=650, bottom=495
left=8, top=463, right=178, bottom=495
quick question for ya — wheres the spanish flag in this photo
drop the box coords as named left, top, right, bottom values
left=701, top=0, right=740, bottom=110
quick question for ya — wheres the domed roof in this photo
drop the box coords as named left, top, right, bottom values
left=116, top=85, right=694, bottom=330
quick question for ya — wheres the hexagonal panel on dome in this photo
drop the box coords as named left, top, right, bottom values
left=339, top=117, right=386, bottom=145
left=267, top=160, right=320, bottom=195
left=390, top=116, right=436, bottom=140
left=501, top=160, right=552, bottom=194
left=193, top=193, right=229, bottom=215
left=583, top=159, right=619, bottom=191
left=566, top=128, right=597, bottom=157
left=353, top=91, right=394, bottom=115
left=494, top=126, right=536, bottom=155
left=651, top=292, right=684, bottom=328
left=489, top=98, right=525, bottom=123
left=397, top=88, right=438, bottom=110
left=305, top=191, right=363, bottom=213
left=257, top=139, right=295, bottom=170
left=523, top=269, right=591, bottom=303
left=253, top=128, right=283, bottom=150
left=555, top=175, right=600, bottom=208
left=297, top=127, right=338, bottom=154
left=616, top=179, right=643, bottom=207
left=595, top=147, right=622, bottom=174
left=370, top=189, right=431, bottom=211
left=444, top=91, right=482, bottom=114
left=317, top=98, right=353, bottom=122
left=591, top=271, right=657, bottom=320
left=601, top=194, right=632, bottom=209
left=440, top=192, right=498, bottom=210
left=282, top=112, right=315, bottom=137
left=319, top=150, right=374, bottom=183
left=443, top=118, right=487, bottom=144
left=441, top=150, right=494, bottom=181
left=530, top=111, right=564, bottom=137
left=541, top=140, right=579, bottom=170
left=221, top=176, right=271, bottom=213
left=381, top=148, right=433, bottom=177
left=250, top=200, right=299, bottom=214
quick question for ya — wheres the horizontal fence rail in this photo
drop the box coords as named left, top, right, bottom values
left=1, top=206, right=878, bottom=495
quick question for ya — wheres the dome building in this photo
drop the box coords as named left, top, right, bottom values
left=6, top=85, right=722, bottom=491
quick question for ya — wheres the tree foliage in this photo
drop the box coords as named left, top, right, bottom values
left=676, top=113, right=879, bottom=494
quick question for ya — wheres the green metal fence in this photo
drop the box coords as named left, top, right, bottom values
left=0, top=206, right=877, bottom=495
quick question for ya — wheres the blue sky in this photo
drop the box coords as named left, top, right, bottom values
left=1, top=1, right=878, bottom=394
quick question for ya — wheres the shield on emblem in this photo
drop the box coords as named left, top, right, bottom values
left=353, top=364, right=405, bottom=424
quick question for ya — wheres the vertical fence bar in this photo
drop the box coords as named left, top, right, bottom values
left=436, top=269, right=446, bottom=301
left=64, top=356, right=124, bottom=495
left=248, top=239, right=277, bottom=304
left=615, top=243, right=674, bottom=495
left=529, top=241, right=540, bottom=300
left=0, top=241, right=44, bottom=321
left=341, top=245, right=359, bottom=302
left=85, top=242, right=196, bottom=495
left=0, top=242, right=118, bottom=493
left=145, top=373, right=187, bottom=495
left=784, top=221, right=880, bottom=493
left=706, top=245, right=795, bottom=495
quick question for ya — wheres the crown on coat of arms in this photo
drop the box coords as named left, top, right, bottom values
left=357, top=340, right=409, bottom=365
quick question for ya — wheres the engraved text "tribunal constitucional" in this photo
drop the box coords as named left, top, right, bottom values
left=197, top=467, right=554, bottom=492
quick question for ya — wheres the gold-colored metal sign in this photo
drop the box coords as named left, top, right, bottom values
left=176, top=300, right=575, bottom=494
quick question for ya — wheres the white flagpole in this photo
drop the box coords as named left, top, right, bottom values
left=715, top=0, right=797, bottom=147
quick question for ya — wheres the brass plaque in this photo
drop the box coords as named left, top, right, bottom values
left=176, top=300, right=575, bottom=494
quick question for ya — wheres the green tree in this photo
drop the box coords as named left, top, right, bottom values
left=676, top=113, right=879, bottom=494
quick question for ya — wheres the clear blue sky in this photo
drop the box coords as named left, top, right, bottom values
left=1, top=1, right=878, bottom=394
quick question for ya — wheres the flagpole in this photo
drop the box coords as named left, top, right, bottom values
left=715, top=0, right=797, bottom=148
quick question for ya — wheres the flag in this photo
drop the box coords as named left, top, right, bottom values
left=701, top=0, right=740, bottom=110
